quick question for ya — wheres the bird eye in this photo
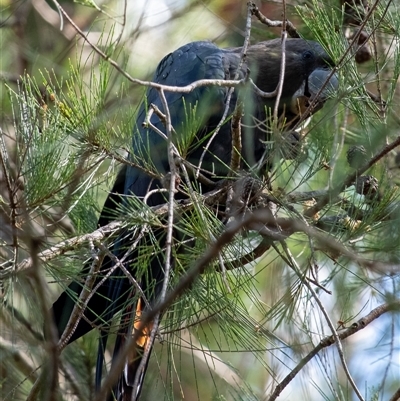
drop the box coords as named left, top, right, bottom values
left=303, top=51, right=313, bottom=60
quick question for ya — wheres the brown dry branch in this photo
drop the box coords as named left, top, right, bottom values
left=11, top=168, right=397, bottom=285
left=93, top=209, right=279, bottom=400
left=0, top=337, right=38, bottom=384
left=272, top=0, right=289, bottom=125
left=10, top=220, right=124, bottom=277
left=96, top=243, right=151, bottom=310
left=25, top=237, right=59, bottom=401
left=57, top=222, right=152, bottom=349
left=92, top=207, right=397, bottom=400
left=249, top=2, right=299, bottom=38
left=273, top=30, right=287, bottom=125
left=48, top=0, right=293, bottom=100
left=57, top=248, right=105, bottom=349
left=305, top=133, right=400, bottom=218
left=389, top=388, right=400, bottom=401
left=229, top=103, right=244, bottom=176
left=267, top=299, right=400, bottom=401
left=282, top=242, right=365, bottom=401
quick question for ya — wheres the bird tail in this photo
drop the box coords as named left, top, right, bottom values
left=108, top=298, right=156, bottom=401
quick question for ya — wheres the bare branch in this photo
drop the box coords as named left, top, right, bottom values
left=94, top=207, right=398, bottom=399
left=389, top=388, right=400, bottom=401
left=11, top=220, right=124, bottom=277
left=57, top=248, right=105, bottom=349
left=304, top=133, right=400, bottom=218
left=266, top=300, right=400, bottom=401
left=249, top=2, right=299, bottom=38
left=281, top=242, right=365, bottom=401
left=229, top=103, right=243, bottom=175
left=196, top=1, right=255, bottom=177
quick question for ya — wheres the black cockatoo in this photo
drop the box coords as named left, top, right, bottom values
left=51, top=38, right=338, bottom=400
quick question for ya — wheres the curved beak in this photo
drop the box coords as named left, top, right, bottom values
left=307, top=68, right=339, bottom=101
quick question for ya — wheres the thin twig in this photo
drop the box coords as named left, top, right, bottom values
left=55, top=1, right=256, bottom=94
left=95, top=242, right=151, bottom=309
left=196, top=1, right=254, bottom=177
left=11, top=220, right=124, bottom=277
left=93, top=209, right=282, bottom=400
left=0, top=127, right=19, bottom=276
left=143, top=107, right=216, bottom=187
left=12, top=181, right=397, bottom=282
left=249, top=2, right=299, bottom=38
left=266, top=300, right=400, bottom=401
left=296, top=0, right=390, bottom=129
left=304, top=133, right=400, bottom=218
left=229, top=103, right=243, bottom=176
left=281, top=242, right=365, bottom=401
left=58, top=248, right=105, bottom=349
left=128, top=88, right=178, bottom=396
left=25, top=240, right=59, bottom=401
left=93, top=205, right=398, bottom=400
left=272, top=0, right=288, bottom=125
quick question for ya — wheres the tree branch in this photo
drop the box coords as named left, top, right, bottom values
left=267, top=300, right=400, bottom=401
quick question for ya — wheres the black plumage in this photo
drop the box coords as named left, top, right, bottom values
left=51, top=38, right=337, bottom=400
